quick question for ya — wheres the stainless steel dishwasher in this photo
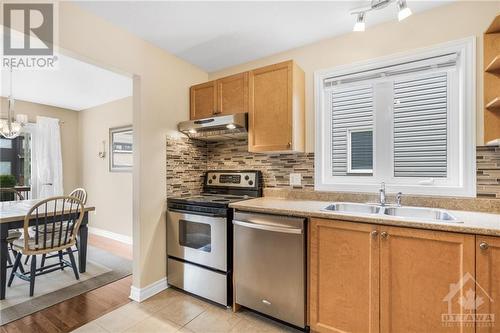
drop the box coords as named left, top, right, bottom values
left=233, top=211, right=306, bottom=328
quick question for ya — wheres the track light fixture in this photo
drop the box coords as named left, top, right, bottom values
left=350, top=0, right=413, bottom=32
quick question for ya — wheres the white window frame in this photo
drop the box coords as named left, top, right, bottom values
left=314, top=37, right=476, bottom=197
left=347, top=127, right=373, bottom=174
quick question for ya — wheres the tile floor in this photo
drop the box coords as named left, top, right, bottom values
left=72, top=288, right=301, bottom=333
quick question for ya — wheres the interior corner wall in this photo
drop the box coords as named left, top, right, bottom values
left=0, top=97, right=79, bottom=194
left=78, top=97, right=133, bottom=238
left=59, top=2, right=209, bottom=289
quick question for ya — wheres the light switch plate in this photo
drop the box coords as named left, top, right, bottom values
left=290, top=173, right=302, bottom=186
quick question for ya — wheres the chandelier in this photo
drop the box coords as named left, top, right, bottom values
left=1, top=67, right=27, bottom=139
left=351, top=0, right=412, bottom=32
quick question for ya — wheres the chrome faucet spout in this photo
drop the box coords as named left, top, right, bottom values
left=396, top=192, right=403, bottom=207
left=379, top=182, right=386, bottom=206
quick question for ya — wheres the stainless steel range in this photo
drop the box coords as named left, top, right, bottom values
left=166, top=170, right=262, bottom=306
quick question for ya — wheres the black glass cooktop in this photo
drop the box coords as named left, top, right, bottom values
left=167, top=194, right=250, bottom=208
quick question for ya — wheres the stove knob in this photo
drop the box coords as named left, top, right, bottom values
left=244, top=175, right=250, bottom=181
left=212, top=175, right=217, bottom=180
left=248, top=180, right=254, bottom=186
left=208, top=179, right=213, bottom=184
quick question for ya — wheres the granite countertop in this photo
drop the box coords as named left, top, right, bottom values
left=230, top=197, right=500, bottom=237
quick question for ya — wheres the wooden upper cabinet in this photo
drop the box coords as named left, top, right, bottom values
left=309, top=218, right=380, bottom=333
left=190, top=81, right=217, bottom=120
left=248, top=60, right=305, bottom=153
left=379, top=226, right=475, bottom=333
left=188, top=60, right=305, bottom=151
left=216, top=72, right=248, bottom=116
left=476, top=236, right=500, bottom=333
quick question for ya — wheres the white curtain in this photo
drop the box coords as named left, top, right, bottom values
left=31, top=116, right=63, bottom=199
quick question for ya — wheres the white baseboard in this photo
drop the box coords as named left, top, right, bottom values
left=129, top=277, right=168, bottom=302
left=88, top=227, right=133, bottom=245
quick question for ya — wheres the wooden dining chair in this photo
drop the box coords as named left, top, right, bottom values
left=69, top=188, right=87, bottom=205
left=0, top=188, right=25, bottom=269
left=27, top=188, right=88, bottom=267
left=8, top=196, right=85, bottom=296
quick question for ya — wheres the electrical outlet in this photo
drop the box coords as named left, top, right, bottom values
left=290, top=173, right=302, bottom=186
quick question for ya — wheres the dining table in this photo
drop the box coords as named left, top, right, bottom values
left=0, top=199, right=95, bottom=300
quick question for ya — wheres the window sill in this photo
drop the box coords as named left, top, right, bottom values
left=314, top=183, right=476, bottom=198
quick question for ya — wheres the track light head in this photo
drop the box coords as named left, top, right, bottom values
left=353, top=12, right=366, bottom=32
left=397, top=0, right=412, bottom=21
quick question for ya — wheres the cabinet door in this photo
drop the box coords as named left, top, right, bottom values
left=380, top=226, right=475, bottom=333
left=216, top=72, right=248, bottom=116
left=190, top=81, right=216, bottom=120
left=249, top=61, right=292, bottom=152
left=476, top=236, right=500, bottom=333
left=309, top=218, right=379, bottom=333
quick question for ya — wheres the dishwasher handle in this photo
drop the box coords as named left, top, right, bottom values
left=233, top=220, right=303, bottom=234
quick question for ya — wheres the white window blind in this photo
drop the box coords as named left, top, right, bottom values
left=393, top=73, right=448, bottom=178
left=331, top=85, right=373, bottom=176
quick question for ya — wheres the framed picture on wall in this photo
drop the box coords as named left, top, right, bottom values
left=109, top=125, right=133, bottom=172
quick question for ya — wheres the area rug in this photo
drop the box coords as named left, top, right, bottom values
left=0, top=245, right=132, bottom=325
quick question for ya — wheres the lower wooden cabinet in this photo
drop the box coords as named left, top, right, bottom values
left=309, top=219, right=379, bottom=333
left=309, top=218, right=480, bottom=333
left=476, top=236, right=500, bottom=333
left=380, top=226, right=475, bottom=333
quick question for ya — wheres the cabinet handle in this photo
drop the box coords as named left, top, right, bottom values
left=381, top=231, right=389, bottom=239
left=479, top=242, right=489, bottom=250
left=371, top=230, right=378, bottom=238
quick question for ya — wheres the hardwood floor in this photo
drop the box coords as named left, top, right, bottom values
left=1, top=234, right=133, bottom=333
left=88, top=234, right=133, bottom=261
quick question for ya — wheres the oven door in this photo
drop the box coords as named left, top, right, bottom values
left=167, top=209, right=227, bottom=272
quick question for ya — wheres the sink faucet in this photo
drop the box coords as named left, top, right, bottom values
left=379, top=182, right=386, bottom=206
left=396, top=192, right=403, bottom=207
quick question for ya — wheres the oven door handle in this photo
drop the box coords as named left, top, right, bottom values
left=233, top=220, right=303, bottom=234
left=168, top=208, right=224, bottom=218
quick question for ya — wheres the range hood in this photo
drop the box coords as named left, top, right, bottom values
left=178, top=113, right=247, bottom=142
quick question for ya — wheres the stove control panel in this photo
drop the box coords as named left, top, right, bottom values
left=205, top=171, right=259, bottom=188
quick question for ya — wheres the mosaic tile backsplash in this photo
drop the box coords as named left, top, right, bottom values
left=166, top=136, right=500, bottom=199
left=206, top=139, right=314, bottom=190
left=166, top=136, right=206, bottom=197
left=477, top=146, right=500, bottom=198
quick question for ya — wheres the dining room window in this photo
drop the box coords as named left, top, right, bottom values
left=0, top=131, right=32, bottom=186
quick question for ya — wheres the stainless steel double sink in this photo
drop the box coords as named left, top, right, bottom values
left=323, top=202, right=459, bottom=222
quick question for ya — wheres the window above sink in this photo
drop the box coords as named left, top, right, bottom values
left=314, top=38, right=476, bottom=197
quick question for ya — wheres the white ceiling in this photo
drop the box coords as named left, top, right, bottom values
left=0, top=30, right=133, bottom=111
left=76, top=1, right=451, bottom=72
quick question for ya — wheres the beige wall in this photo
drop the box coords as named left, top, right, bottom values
left=209, top=1, right=500, bottom=152
left=0, top=97, right=79, bottom=194
left=56, top=3, right=208, bottom=289
left=78, top=97, right=133, bottom=238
